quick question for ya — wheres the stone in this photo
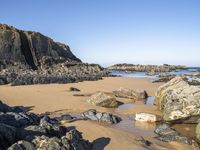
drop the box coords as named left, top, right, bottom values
left=135, top=113, right=162, bottom=122
left=113, top=87, right=147, bottom=99
left=155, top=76, right=200, bottom=122
left=69, top=87, right=80, bottom=92
left=8, top=140, right=35, bottom=150
left=87, top=92, right=118, bottom=108
left=154, top=124, right=193, bottom=145
left=81, top=109, right=121, bottom=124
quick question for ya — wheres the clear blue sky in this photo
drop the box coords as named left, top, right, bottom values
left=1, top=0, right=200, bottom=67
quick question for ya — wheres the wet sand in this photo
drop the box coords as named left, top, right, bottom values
left=0, top=77, right=198, bottom=150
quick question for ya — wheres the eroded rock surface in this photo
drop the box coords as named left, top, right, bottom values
left=155, top=76, right=200, bottom=122
left=87, top=92, right=118, bottom=108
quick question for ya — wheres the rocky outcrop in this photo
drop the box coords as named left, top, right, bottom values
left=108, top=64, right=188, bottom=73
left=0, top=24, right=108, bottom=85
left=81, top=109, right=121, bottom=124
left=87, top=92, right=118, bottom=108
left=113, top=87, right=147, bottom=100
left=0, top=101, right=93, bottom=149
left=155, top=76, right=200, bottom=122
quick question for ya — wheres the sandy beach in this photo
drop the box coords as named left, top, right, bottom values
left=0, top=77, right=198, bottom=150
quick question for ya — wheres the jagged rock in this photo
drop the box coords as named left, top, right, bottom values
left=81, top=109, right=121, bottom=124
left=135, top=113, right=162, bottom=122
left=69, top=87, right=80, bottom=92
left=113, top=87, right=147, bottom=100
left=155, top=76, right=200, bottom=122
left=0, top=123, right=17, bottom=149
left=196, top=123, right=200, bottom=141
left=0, top=24, right=108, bottom=85
left=0, top=112, right=40, bottom=127
left=87, top=92, right=118, bottom=108
left=8, top=140, right=35, bottom=150
left=154, top=124, right=193, bottom=145
left=32, top=130, right=92, bottom=150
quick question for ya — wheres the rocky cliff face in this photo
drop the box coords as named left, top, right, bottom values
left=0, top=24, right=80, bottom=70
left=0, top=24, right=107, bottom=85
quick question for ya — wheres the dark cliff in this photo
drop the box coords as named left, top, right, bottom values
left=0, top=24, right=81, bottom=70
left=0, top=24, right=107, bottom=85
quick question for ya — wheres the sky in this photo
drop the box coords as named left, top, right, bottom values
left=0, top=0, right=200, bottom=67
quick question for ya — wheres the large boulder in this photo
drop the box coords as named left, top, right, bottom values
left=113, top=87, right=147, bottom=99
left=87, top=92, right=118, bottom=108
left=155, top=76, right=200, bottom=122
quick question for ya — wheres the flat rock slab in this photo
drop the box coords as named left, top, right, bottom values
left=135, top=113, right=162, bottom=122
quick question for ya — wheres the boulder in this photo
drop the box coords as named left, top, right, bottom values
left=87, top=92, right=118, bottom=108
left=113, top=87, right=148, bottom=99
left=154, top=124, right=193, bottom=145
left=135, top=113, right=162, bottom=122
left=81, top=109, right=121, bottom=124
left=155, top=76, right=200, bottom=122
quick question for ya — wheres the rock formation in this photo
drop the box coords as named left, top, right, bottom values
left=87, top=92, right=118, bottom=108
left=113, top=87, right=148, bottom=100
left=0, top=24, right=108, bottom=85
left=0, top=100, right=92, bottom=149
left=155, top=76, right=200, bottom=122
left=108, top=64, right=188, bottom=73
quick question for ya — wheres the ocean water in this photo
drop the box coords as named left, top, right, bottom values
left=110, top=67, right=200, bottom=78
